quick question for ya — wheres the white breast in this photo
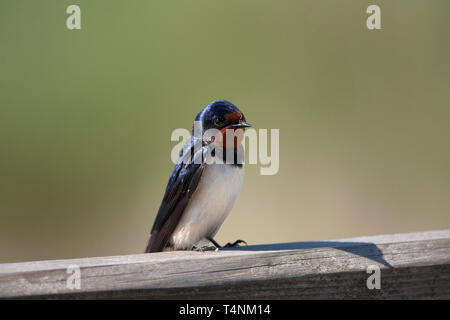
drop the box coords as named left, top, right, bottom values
left=170, top=164, right=244, bottom=249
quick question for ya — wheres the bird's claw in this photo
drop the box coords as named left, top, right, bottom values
left=224, top=239, right=247, bottom=247
left=193, top=239, right=247, bottom=251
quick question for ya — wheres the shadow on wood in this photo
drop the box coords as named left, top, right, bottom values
left=224, top=241, right=393, bottom=268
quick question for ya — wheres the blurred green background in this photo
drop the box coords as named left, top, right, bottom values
left=1, top=1, right=449, bottom=263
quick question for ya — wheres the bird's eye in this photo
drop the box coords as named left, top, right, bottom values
left=213, top=117, right=221, bottom=126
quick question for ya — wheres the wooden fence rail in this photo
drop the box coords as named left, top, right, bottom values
left=1, top=230, right=449, bottom=299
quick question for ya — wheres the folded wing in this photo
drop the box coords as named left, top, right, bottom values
left=145, top=137, right=208, bottom=253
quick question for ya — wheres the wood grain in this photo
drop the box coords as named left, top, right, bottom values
left=1, top=230, right=449, bottom=299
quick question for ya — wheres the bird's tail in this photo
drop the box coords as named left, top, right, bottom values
left=145, top=232, right=165, bottom=253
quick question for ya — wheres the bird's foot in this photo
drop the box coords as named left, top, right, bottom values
left=223, top=239, right=247, bottom=248
left=192, top=245, right=218, bottom=252
left=206, top=237, right=248, bottom=249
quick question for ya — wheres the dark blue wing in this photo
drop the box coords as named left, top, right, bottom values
left=145, top=136, right=207, bottom=252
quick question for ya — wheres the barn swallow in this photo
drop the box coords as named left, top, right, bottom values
left=145, top=100, right=251, bottom=253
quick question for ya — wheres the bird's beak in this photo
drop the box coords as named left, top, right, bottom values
left=228, top=121, right=252, bottom=129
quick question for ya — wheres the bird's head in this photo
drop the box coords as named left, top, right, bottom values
left=194, top=100, right=251, bottom=148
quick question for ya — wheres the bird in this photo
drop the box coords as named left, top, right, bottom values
left=145, top=100, right=251, bottom=253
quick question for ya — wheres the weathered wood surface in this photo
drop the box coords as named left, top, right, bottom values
left=1, top=230, right=449, bottom=299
